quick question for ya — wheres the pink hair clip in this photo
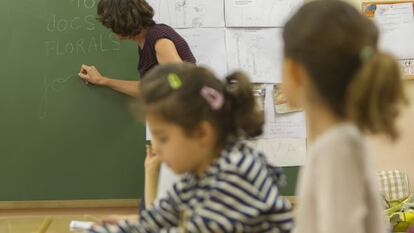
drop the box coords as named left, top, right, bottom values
left=200, top=86, right=224, bottom=110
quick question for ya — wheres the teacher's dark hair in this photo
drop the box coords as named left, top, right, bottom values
left=97, top=0, right=155, bottom=37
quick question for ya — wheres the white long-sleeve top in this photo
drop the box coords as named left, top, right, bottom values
left=294, top=123, right=387, bottom=233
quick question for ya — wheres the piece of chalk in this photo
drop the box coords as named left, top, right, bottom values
left=70, top=220, right=94, bottom=231
left=37, top=217, right=53, bottom=233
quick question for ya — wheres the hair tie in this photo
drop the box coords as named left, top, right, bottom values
left=360, top=46, right=375, bottom=62
left=200, top=86, right=224, bottom=110
left=167, top=73, right=182, bottom=90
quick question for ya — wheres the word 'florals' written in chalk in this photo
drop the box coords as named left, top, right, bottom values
left=45, top=0, right=121, bottom=57
left=45, top=34, right=120, bottom=56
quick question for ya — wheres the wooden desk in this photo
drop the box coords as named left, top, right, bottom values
left=0, top=207, right=137, bottom=233
left=0, top=215, right=98, bottom=233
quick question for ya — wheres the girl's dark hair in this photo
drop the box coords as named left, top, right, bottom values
left=97, top=0, right=155, bottom=37
left=283, top=0, right=407, bottom=139
left=139, top=64, right=264, bottom=147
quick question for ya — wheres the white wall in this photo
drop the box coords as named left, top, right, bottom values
left=368, top=81, right=414, bottom=193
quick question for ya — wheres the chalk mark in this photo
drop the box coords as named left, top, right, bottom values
left=38, top=74, right=78, bottom=119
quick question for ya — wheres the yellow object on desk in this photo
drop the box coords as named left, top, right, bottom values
left=37, top=217, right=53, bottom=233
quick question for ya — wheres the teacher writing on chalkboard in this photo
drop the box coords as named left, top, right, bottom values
left=79, top=0, right=196, bottom=97
left=78, top=0, right=196, bottom=217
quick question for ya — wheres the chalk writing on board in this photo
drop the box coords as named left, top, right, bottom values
left=47, top=14, right=96, bottom=32
left=71, top=0, right=97, bottom=9
left=38, top=74, right=78, bottom=119
left=45, top=0, right=121, bottom=57
left=45, top=33, right=121, bottom=56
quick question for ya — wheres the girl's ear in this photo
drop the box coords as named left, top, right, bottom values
left=193, top=121, right=217, bottom=147
left=282, top=58, right=306, bottom=108
left=285, top=58, right=304, bottom=86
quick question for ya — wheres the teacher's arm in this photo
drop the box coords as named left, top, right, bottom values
left=155, top=38, right=183, bottom=64
left=79, top=65, right=140, bottom=98
left=79, top=39, right=183, bottom=97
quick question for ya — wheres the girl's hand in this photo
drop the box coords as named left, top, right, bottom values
left=145, top=145, right=161, bottom=174
left=79, top=64, right=107, bottom=85
left=144, top=145, right=161, bottom=208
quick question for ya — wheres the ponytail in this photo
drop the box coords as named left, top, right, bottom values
left=224, top=72, right=264, bottom=138
left=140, top=64, right=264, bottom=148
left=347, top=51, right=408, bottom=140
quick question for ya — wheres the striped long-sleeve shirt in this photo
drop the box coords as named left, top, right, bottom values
left=89, top=142, right=293, bottom=233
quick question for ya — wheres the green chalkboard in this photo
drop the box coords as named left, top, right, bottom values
left=0, top=0, right=146, bottom=201
left=0, top=0, right=300, bottom=201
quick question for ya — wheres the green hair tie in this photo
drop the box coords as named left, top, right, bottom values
left=167, top=73, right=182, bottom=90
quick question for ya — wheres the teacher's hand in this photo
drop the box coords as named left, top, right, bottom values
left=79, top=64, right=108, bottom=85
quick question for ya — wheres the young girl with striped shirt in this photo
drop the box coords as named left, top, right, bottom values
left=89, top=63, right=293, bottom=233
